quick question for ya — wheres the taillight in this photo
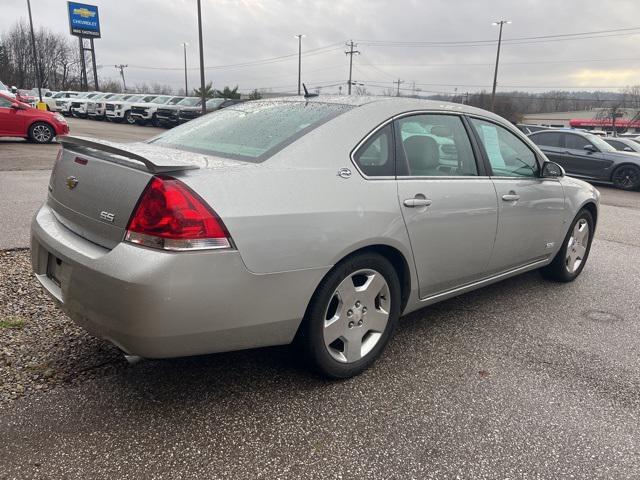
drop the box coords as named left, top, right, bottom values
left=125, top=175, right=232, bottom=251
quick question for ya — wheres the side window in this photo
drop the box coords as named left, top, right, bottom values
left=470, top=118, right=539, bottom=178
left=353, top=124, right=394, bottom=177
left=565, top=134, right=592, bottom=151
left=396, top=114, right=478, bottom=176
left=530, top=132, right=563, bottom=148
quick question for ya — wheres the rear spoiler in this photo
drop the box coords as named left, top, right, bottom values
left=58, top=135, right=199, bottom=173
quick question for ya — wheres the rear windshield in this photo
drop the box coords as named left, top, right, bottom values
left=151, top=101, right=353, bottom=162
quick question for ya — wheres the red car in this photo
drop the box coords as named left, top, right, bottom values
left=0, top=92, right=69, bottom=143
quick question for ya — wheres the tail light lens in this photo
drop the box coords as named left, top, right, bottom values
left=125, top=175, right=232, bottom=251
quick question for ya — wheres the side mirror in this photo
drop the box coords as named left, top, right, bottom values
left=583, top=144, right=598, bottom=153
left=541, top=161, right=564, bottom=178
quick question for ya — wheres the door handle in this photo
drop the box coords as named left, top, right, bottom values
left=403, top=198, right=432, bottom=208
left=501, top=193, right=520, bottom=202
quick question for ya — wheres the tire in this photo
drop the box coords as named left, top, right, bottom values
left=28, top=122, right=55, bottom=144
left=611, top=164, right=640, bottom=191
left=151, top=114, right=160, bottom=128
left=135, top=118, right=148, bottom=126
left=298, top=252, right=401, bottom=378
left=540, top=209, right=594, bottom=282
left=124, top=110, right=136, bottom=125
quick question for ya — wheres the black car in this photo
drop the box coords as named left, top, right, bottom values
left=528, top=130, right=640, bottom=190
left=178, top=98, right=245, bottom=124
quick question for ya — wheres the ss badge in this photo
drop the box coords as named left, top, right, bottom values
left=99, top=211, right=115, bottom=223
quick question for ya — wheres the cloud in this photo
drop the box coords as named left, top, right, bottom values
left=1, top=0, right=639, bottom=94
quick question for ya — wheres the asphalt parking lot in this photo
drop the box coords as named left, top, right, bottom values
left=0, top=121, right=639, bottom=478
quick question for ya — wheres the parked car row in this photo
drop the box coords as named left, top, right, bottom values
left=38, top=89, right=244, bottom=128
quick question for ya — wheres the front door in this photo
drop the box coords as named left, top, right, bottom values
left=395, top=113, right=499, bottom=298
left=0, top=96, right=24, bottom=135
left=562, top=133, right=614, bottom=180
left=469, top=117, right=566, bottom=273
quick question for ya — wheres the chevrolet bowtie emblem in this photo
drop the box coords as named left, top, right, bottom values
left=66, top=176, right=79, bottom=190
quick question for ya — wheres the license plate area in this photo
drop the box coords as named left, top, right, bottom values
left=47, top=254, right=63, bottom=287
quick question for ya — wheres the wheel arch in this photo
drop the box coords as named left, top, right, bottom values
left=27, top=119, right=55, bottom=139
left=580, top=200, right=598, bottom=227
left=610, top=162, right=640, bottom=182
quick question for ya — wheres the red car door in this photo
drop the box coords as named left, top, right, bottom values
left=0, top=96, right=26, bottom=136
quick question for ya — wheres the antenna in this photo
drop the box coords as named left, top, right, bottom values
left=303, top=83, right=319, bottom=98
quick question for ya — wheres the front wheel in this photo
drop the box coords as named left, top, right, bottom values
left=28, top=122, right=55, bottom=144
left=299, top=253, right=401, bottom=378
left=541, top=209, right=594, bottom=282
left=612, top=165, right=640, bottom=191
left=124, top=111, right=136, bottom=125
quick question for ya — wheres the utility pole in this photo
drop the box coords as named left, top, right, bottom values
left=197, top=0, right=206, bottom=114
left=181, top=42, right=189, bottom=95
left=490, top=19, right=510, bottom=112
left=345, top=40, right=360, bottom=95
left=395, top=78, right=404, bottom=96
left=115, top=64, right=128, bottom=92
left=26, top=0, right=43, bottom=103
left=295, top=34, right=305, bottom=96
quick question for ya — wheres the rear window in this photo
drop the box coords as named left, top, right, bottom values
left=151, top=101, right=353, bottom=162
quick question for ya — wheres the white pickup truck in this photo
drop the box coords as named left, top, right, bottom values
left=104, top=94, right=158, bottom=124
left=44, top=91, right=79, bottom=112
left=71, top=92, right=115, bottom=118
left=129, top=95, right=185, bottom=126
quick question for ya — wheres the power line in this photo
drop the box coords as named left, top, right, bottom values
left=356, top=26, right=640, bottom=47
left=127, top=43, right=343, bottom=71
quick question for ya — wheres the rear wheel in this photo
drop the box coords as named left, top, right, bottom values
left=541, top=209, right=594, bottom=282
left=151, top=114, right=160, bottom=128
left=28, top=122, right=55, bottom=144
left=611, top=165, right=640, bottom=190
left=299, top=253, right=401, bottom=378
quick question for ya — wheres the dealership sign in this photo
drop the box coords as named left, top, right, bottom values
left=67, top=2, right=101, bottom=38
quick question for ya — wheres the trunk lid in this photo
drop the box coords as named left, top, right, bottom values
left=48, top=136, right=205, bottom=249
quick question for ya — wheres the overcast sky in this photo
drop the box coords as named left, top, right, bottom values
left=2, top=0, right=640, bottom=95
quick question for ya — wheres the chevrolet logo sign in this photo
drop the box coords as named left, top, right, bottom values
left=66, top=176, right=79, bottom=190
left=73, top=8, right=96, bottom=18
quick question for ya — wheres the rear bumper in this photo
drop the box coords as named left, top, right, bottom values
left=31, top=203, right=326, bottom=358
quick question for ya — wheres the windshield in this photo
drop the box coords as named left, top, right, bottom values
left=126, top=95, right=143, bottom=102
left=206, top=98, right=225, bottom=108
left=151, top=101, right=353, bottom=162
left=75, top=92, right=91, bottom=99
left=168, top=97, right=185, bottom=105
left=53, top=92, right=67, bottom=98
left=108, top=94, right=126, bottom=101
left=0, top=81, right=7, bottom=90
left=141, top=96, right=157, bottom=103
left=152, top=96, right=172, bottom=104
left=587, top=134, right=617, bottom=152
left=178, top=97, right=202, bottom=107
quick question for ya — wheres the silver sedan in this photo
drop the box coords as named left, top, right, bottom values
left=31, top=97, right=600, bottom=378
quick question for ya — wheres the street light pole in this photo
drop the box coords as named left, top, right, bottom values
left=197, top=0, right=206, bottom=114
left=490, top=20, right=510, bottom=112
left=295, top=34, right=305, bottom=96
left=26, top=0, right=43, bottom=103
left=181, top=42, right=189, bottom=96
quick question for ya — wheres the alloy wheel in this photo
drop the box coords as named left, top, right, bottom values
left=323, top=268, right=390, bottom=363
left=32, top=124, right=52, bottom=143
left=565, top=218, right=589, bottom=273
left=612, top=166, right=640, bottom=190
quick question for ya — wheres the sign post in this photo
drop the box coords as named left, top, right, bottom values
left=67, top=2, right=101, bottom=91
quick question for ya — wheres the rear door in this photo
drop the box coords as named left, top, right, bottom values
left=392, top=113, right=499, bottom=298
left=528, top=131, right=565, bottom=165
left=469, top=117, right=565, bottom=273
